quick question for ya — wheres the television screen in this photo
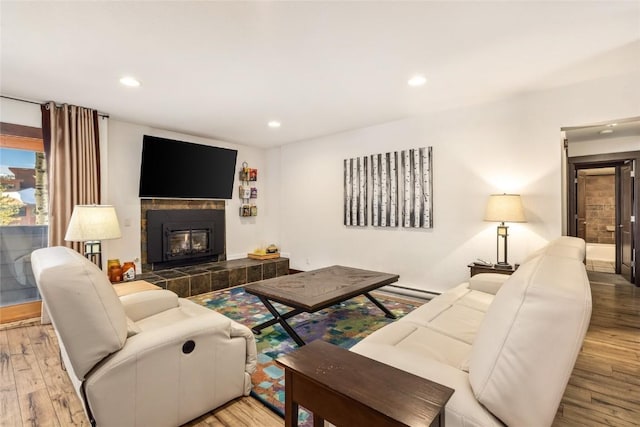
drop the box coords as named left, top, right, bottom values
left=139, top=135, right=238, bottom=199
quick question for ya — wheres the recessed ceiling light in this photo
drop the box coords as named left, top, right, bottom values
left=600, top=129, right=614, bottom=134
left=267, top=121, right=281, bottom=128
left=407, top=75, right=427, bottom=87
left=119, top=76, right=141, bottom=87
left=606, top=123, right=617, bottom=127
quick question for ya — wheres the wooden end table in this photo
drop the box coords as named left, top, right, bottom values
left=113, top=280, right=161, bottom=296
left=468, top=263, right=517, bottom=277
left=276, top=340, right=454, bottom=427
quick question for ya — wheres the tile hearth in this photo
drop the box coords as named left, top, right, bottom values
left=134, top=257, right=290, bottom=298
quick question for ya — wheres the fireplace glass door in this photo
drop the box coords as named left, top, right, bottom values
left=190, top=229, right=209, bottom=254
left=168, top=230, right=191, bottom=257
left=165, top=225, right=213, bottom=260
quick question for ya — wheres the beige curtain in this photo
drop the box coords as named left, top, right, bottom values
left=41, top=102, right=101, bottom=249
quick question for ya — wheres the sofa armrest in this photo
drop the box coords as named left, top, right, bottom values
left=120, top=289, right=179, bottom=321
left=230, top=321, right=257, bottom=373
left=468, top=273, right=510, bottom=295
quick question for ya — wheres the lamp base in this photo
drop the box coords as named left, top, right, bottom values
left=83, top=240, right=102, bottom=268
left=493, top=262, right=513, bottom=270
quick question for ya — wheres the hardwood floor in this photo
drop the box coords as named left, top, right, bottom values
left=0, top=322, right=282, bottom=427
left=553, top=281, right=640, bottom=427
left=1, top=280, right=638, bottom=426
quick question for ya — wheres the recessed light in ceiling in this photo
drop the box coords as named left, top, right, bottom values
left=407, top=75, right=427, bottom=87
left=268, top=121, right=281, bottom=128
left=600, top=129, right=613, bottom=134
left=606, top=123, right=617, bottom=127
left=119, top=76, right=141, bottom=87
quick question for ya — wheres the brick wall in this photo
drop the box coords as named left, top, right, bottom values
left=585, top=174, right=615, bottom=244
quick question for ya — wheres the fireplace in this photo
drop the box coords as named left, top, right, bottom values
left=146, top=209, right=225, bottom=270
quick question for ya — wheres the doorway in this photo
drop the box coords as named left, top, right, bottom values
left=577, top=167, right=616, bottom=273
left=567, top=152, right=638, bottom=285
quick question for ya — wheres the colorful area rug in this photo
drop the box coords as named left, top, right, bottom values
left=190, top=286, right=419, bottom=424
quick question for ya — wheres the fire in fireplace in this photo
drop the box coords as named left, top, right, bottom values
left=147, top=209, right=225, bottom=270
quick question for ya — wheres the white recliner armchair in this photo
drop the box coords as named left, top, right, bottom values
left=31, top=246, right=257, bottom=427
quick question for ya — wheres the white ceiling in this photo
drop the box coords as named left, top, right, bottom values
left=2, top=1, right=639, bottom=148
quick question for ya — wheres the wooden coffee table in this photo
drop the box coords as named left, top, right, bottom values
left=276, top=340, right=454, bottom=427
left=244, top=265, right=399, bottom=346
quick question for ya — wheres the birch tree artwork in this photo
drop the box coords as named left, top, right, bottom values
left=401, top=147, right=433, bottom=228
left=371, top=152, right=398, bottom=227
left=344, top=156, right=368, bottom=226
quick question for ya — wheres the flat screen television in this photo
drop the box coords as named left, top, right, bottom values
left=139, top=135, right=238, bottom=199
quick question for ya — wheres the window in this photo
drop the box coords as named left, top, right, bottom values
left=0, top=122, right=48, bottom=312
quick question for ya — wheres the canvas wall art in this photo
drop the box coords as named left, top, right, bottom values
left=344, top=156, right=368, bottom=226
left=401, top=147, right=433, bottom=228
left=371, top=151, right=398, bottom=227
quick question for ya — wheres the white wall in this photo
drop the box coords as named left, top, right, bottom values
left=0, top=97, right=41, bottom=127
left=3, top=71, right=638, bottom=290
left=274, top=72, right=640, bottom=293
left=568, top=134, right=639, bottom=157
left=103, top=120, right=271, bottom=268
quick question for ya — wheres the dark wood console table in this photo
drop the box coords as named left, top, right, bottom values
left=276, top=340, right=454, bottom=427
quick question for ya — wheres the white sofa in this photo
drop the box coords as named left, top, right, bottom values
left=351, top=237, right=592, bottom=427
left=31, top=246, right=257, bottom=427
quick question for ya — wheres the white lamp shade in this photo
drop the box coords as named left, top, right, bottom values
left=484, top=194, right=526, bottom=223
left=64, top=205, right=122, bottom=241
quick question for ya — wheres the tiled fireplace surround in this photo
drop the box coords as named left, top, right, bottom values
left=137, top=199, right=289, bottom=298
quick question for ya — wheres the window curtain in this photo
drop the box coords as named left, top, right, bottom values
left=41, top=101, right=101, bottom=249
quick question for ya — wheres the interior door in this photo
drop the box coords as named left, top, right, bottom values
left=620, top=162, right=635, bottom=283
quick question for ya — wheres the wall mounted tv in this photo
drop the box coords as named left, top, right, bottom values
left=139, top=135, right=238, bottom=199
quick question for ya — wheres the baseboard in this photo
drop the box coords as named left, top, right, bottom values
left=380, top=284, right=440, bottom=301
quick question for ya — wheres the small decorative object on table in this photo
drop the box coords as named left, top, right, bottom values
left=108, top=259, right=123, bottom=283
left=248, top=244, right=280, bottom=260
left=121, top=261, right=136, bottom=281
left=266, top=244, right=278, bottom=254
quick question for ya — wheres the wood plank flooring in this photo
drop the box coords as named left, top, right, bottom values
left=553, top=281, right=640, bottom=427
left=1, top=280, right=638, bottom=426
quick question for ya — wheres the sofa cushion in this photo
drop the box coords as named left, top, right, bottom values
left=456, top=289, right=494, bottom=312
left=426, top=303, right=486, bottom=345
left=355, top=321, right=473, bottom=369
left=31, top=246, right=128, bottom=380
left=351, top=341, right=502, bottom=427
left=468, top=254, right=592, bottom=427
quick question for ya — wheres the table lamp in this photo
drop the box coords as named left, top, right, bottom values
left=484, top=194, right=526, bottom=268
left=64, top=205, right=121, bottom=267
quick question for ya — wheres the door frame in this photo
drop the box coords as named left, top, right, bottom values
left=567, top=150, right=639, bottom=285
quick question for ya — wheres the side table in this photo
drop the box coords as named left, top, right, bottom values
left=112, top=280, right=161, bottom=296
left=468, top=263, right=517, bottom=277
left=276, top=340, right=454, bottom=427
